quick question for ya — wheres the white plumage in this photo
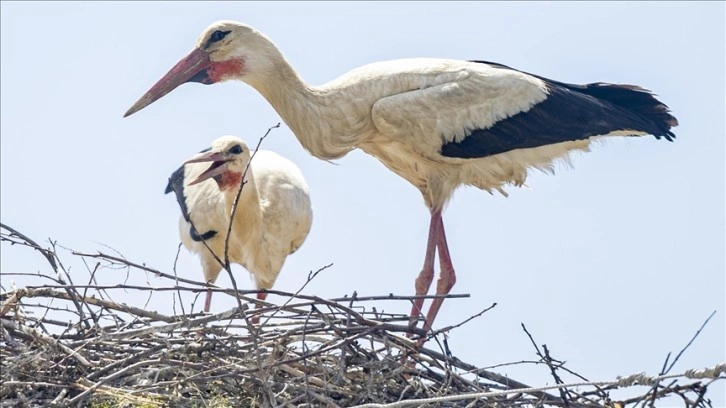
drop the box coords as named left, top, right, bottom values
left=130, top=21, right=677, bottom=340
left=165, top=135, right=313, bottom=321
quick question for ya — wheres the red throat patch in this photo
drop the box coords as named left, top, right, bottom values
left=208, top=59, right=245, bottom=82
left=215, top=171, right=243, bottom=191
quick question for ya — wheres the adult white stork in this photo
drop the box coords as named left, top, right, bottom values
left=166, top=135, right=313, bottom=322
left=128, top=21, right=678, bottom=339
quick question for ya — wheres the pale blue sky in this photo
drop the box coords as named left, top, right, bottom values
left=2, top=2, right=724, bottom=403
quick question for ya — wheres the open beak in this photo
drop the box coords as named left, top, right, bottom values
left=124, top=48, right=212, bottom=117
left=185, top=150, right=230, bottom=185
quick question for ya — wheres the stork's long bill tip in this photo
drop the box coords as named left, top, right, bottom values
left=123, top=101, right=143, bottom=118
left=124, top=88, right=165, bottom=117
left=124, top=94, right=154, bottom=117
left=122, top=48, right=212, bottom=119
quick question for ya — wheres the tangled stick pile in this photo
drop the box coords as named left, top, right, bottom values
left=1, top=223, right=722, bottom=407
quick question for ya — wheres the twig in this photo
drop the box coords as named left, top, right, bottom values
left=521, top=323, right=574, bottom=405
left=337, top=291, right=358, bottom=383
left=665, top=311, right=717, bottom=374
left=222, top=123, right=280, bottom=312
left=264, top=263, right=333, bottom=326
left=0, top=318, right=93, bottom=368
left=1, top=224, right=92, bottom=330
left=348, top=364, right=726, bottom=408
left=644, top=310, right=717, bottom=408
left=71, top=251, right=208, bottom=287
left=50, top=239, right=94, bottom=331
left=3, top=287, right=177, bottom=323
left=171, top=242, right=186, bottom=316
left=330, top=293, right=470, bottom=302
left=1, top=223, right=58, bottom=270
left=429, top=302, right=496, bottom=338
left=2, top=223, right=721, bottom=407
left=68, top=358, right=164, bottom=405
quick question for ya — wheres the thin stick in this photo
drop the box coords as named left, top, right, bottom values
left=666, top=311, right=717, bottom=374
left=222, top=123, right=280, bottom=312
left=72, top=251, right=208, bottom=287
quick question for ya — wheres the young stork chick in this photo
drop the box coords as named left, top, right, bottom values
left=165, top=135, right=313, bottom=322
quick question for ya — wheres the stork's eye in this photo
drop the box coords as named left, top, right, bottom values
left=209, top=30, right=230, bottom=44
left=228, top=145, right=243, bottom=155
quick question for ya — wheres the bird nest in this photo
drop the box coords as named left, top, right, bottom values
left=1, top=223, right=723, bottom=408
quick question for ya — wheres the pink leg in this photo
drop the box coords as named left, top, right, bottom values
left=251, top=291, right=268, bottom=325
left=204, top=289, right=213, bottom=313
left=409, top=210, right=442, bottom=329
left=418, top=215, right=456, bottom=345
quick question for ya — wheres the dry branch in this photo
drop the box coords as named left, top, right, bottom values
left=1, top=223, right=723, bottom=408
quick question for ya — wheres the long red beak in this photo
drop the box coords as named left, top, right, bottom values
left=184, top=150, right=226, bottom=164
left=185, top=150, right=230, bottom=186
left=124, top=48, right=211, bottom=117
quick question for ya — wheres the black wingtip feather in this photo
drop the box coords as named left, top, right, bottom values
left=440, top=61, right=680, bottom=159
left=469, top=60, right=679, bottom=141
left=578, top=82, right=678, bottom=141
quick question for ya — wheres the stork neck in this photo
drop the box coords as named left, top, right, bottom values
left=245, top=59, right=363, bottom=160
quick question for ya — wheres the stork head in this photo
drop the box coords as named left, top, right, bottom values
left=185, top=135, right=251, bottom=191
left=124, top=20, right=281, bottom=117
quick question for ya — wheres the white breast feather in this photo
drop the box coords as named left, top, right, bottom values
left=176, top=150, right=312, bottom=292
